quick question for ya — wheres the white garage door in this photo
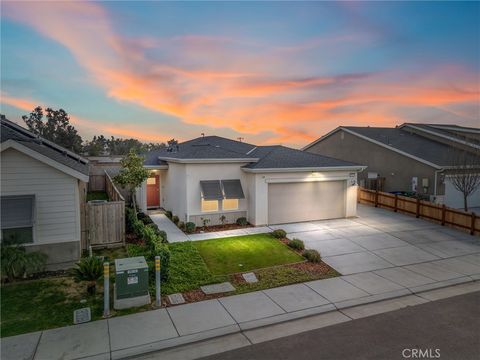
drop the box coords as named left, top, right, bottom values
left=444, top=178, right=480, bottom=209
left=268, top=181, right=346, bottom=225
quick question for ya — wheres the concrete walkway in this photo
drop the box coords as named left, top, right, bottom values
left=149, top=213, right=189, bottom=242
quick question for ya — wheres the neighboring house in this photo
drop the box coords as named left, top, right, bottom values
left=137, top=136, right=365, bottom=226
left=0, top=117, right=89, bottom=269
left=303, top=123, right=480, bottom=209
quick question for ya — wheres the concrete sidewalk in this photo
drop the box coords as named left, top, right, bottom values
left=3, top=269, right=479, bottom=360
left=149, top=213, right=189, bottom=242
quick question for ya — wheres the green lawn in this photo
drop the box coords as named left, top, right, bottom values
left=86, top=191, right=109, bottom=202
left=194, top=234, right=304, bottom=275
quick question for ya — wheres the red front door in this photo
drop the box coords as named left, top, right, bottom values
left=147, top=175, right=160, bottom=208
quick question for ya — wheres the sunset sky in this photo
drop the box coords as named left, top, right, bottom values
left=1, top=1, right=479, bottom=148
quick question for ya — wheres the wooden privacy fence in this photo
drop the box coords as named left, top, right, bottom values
left=105, top=170, right=125, bottom=202
left=86, top=201, right=125, bottom=247
left=358, top=188, right=480, bottom=236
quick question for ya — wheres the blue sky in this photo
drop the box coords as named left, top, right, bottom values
left=1, top=1, right=478, bottom=147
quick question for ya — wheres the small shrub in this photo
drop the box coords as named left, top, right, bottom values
left=303, top=249, right=321, bottom=263
left=140, top=215, right=154, bottom=225
left=132, top=219, right=145, bottom=239
left=271, top=229, right=287, bottom=239
left=236, top=217, right=248, bottom=226
left=147, top=222, right=160, bottom=234
left=178, top=221, right=185, bottom=231
left=165, top=210, right=173, bottom=219
left=125, top=207, right=137, bottom=233
left=172, top=215, right=179, bottom=225
left=158, top=230, right=168, bottom=243
left=137, top=212, right=147, bottom=221
left=0, top=245, right=48, bottom=281
left=201, top=217, right=210, bottom=229
left=288, top=238, right=305, bottom=250
left=185, top=222, right=196, bottom=234
left=219, top=215, right=226, bottom=225
left=71, top=256, right=104, bottom=295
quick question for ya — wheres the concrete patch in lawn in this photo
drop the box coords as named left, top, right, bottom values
left=263, top=284, right=330, bottom=312
left=167, top=300, right=236, bottom=336
left=219, top=292, right=285, bottom=323
left=201, top=282, right=235, bottom=295
left=323, top=251, right=394, bottom=275
left=305, top=277, right=369, bottom=303
left=168, top=293, right=186, bottom=305
left=242, top=272, right=258, bottom=283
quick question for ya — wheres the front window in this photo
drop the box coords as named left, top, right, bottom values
left=201, top=199, right=219, bottom=212
left=222, top=199, right=239, bottom=211
left=1, top=195, right=35, bottom=244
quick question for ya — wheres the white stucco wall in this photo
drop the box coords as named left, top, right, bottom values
left=245, top=170, right=358, bottom=225
left=1, top=148, right=81, bottom=245
left=185, top=163, right=250, bottom=219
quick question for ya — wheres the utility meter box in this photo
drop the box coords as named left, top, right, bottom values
left=115, top=256, right=149, bottom=299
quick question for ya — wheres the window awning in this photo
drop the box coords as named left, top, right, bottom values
left=200, top=180, right=224, bottom=200
left=1, top=195, right=35, bottom=229
left=221, top=179, right=245, bottom=199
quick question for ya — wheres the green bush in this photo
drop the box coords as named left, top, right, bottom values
left=125, top=207, right=137, bottom=233
left=137, top=212, right=147, bottom=221
left=158, top=230, right=168, bottom=243
left=172, top=215, right=179, bottom=225
left=185, top=222, right=196, bottom=234
left=0, top=245, right=48, bottom=281
left=236, top=217, right=248, bottom=226
left=288, top=238, right=305, bottom=250
left=165, top=210, right=173, bottom=219
left=303, top=249, right=321, bottom=263
left=71, top=256, right=104, bottom=294
left=271, top=229, right=287, bottom=239
left=178, top=221, right=185, bottom=231
left=132, top=219, right=145, bottom=239
left=139, top=213, right=154, bottom=225
left=146, top=223, right=168, bottom=243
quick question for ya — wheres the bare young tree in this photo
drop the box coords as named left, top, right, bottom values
left=448, top=148, right=480, bottom=212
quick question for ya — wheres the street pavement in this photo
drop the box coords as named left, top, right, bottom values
left=201, top=291, right=480, bottom=360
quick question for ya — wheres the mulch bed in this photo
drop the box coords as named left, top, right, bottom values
left=190, top=223, right=254, bottom=234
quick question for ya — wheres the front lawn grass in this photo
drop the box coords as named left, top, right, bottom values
left=194, top=234, right=304, bottom=275
left=1, top=278, right=103, bottom=337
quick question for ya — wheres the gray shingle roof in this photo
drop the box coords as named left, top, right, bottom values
left=343, top=126, right=473, bottom=167
left=144, top=135, right=362, bottom=170
left=402, top=123, right=480, bottom=146
left=1, top=117, right=89, bottom=176
left=244, top=145, right=359, bottom=169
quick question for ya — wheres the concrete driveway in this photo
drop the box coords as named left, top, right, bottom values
left=286, top=204, right=480, bottom=277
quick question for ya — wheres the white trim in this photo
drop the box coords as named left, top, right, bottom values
left=242, top=165, right=366, bottom=173
left=400, top=124, right=480, bottom=150
left=1, top=140, right=90, bottom=182
left=144, top=165, right=169, bottom=169
left=303, top=127, right=443, bottom=170
left=158, top=157, right=259, bottom=164
left=265, top=176, right=350, bottom=184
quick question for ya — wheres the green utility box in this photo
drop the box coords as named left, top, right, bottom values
left=115, top=256, right=149, bottom=299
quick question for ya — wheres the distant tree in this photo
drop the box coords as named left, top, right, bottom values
left=84, top=135, right=108, bottom=156
left=22, top=106, right=83, bottom=153
left=113, top=149, right=150, bottom=213
left=448, top=148, right=480, bottom=212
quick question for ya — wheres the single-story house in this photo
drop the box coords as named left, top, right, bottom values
left=1, top=117, right=89, bottom=269
left=137, top=136, right=365, bottom=226
left=302, top=123, right=480, bottom=209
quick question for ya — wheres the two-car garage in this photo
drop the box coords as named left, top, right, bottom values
left=267, top=180, right=347, bottom=225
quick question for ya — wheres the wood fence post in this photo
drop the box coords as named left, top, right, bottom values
left=441, top=204, right=446, bottom=226
left=375, top=189, right=379, bottom=208
left=394, top=194, right=398, bottom=212
left=416, top=198, right=420, bottom=218
left=471, top=212, right=476, bottom=235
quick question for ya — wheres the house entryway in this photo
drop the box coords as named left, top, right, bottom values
left=147, top=174, right=160, bottom=208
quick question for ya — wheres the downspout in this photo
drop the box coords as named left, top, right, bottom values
left=433, top=168, right=443, bottom=203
